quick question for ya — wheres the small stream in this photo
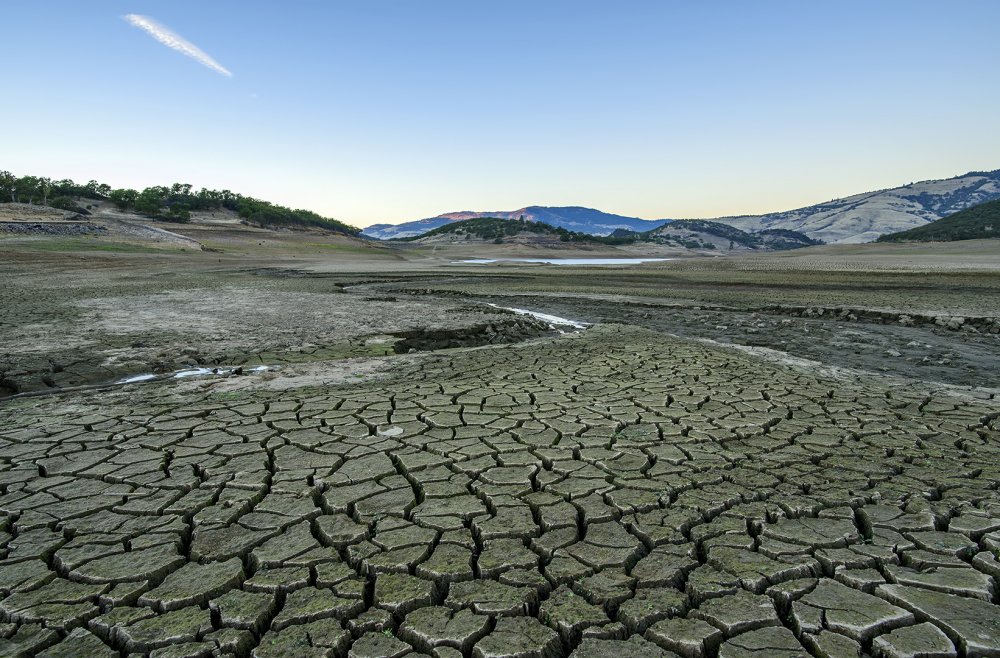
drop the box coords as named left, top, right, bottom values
left=486, top=303, right=589, bottom=331
left=454, top=257, right=673, bottom=265
left=118, top=365, right=275, bottom=385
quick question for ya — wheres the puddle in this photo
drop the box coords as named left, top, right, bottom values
left=455, top=258, right=673, bottom=266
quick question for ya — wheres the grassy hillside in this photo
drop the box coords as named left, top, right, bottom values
left=877, top=198, right=1000, bottom=242
left=399, top=216, right=634, bottom=244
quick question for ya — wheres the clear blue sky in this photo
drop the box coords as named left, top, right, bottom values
left=4, top=1, right=999, bottom=227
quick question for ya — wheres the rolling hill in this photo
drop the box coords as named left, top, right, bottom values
left=876, top=198, right=1000, bottom=243
left=641, top=220, right=821, bottom=251
left=362, top=169, right=1000, bottom=243
left=363, top=206, right=668, bottom=240
left=711, top=169, right=1000, bottom=243
left=400, top=216, right=629, bottom=246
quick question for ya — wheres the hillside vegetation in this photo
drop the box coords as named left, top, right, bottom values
left=0, top=170, right=359, bottom=235
left=624, top=220, right=821, bottom=251
left=399, top=216, right=634, bottom=245
left=364, top=205, right=667, bottom=239
left=366, top=169, right=1000, bottom=243
left=877, top=198, right=1000, bottom=243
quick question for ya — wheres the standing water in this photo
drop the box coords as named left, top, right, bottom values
left=454, top=258, right=673, bottom=265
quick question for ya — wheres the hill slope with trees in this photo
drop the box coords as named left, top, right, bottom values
left=876, top=198, right=1000, bottom=242
left=610, top=220, right=821, bottom=251
left=400, top=216, right=634, bottom=245
left=364, top=169, right=1000, bottom=243
left=0, top=170, right=359, bottom=235
left=365, top=206, right=667, bottom=239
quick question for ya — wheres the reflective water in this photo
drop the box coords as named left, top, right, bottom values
left=455, top=257, right=672, bottom=265
left=117, top=364, right=274, bottom=385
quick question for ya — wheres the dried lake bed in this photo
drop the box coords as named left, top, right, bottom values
left=1, top=236, right=1000, bottom=657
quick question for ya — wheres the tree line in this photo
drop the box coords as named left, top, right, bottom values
left=0, top=171, right=359, bottom=235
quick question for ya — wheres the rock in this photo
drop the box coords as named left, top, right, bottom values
left=270, top=587, right=365, bottom=630
left=36, top=627, right=117, bottom=657
left=690, top=590, right=780, bottom=636
left=800, top=630, right=861, bottom=658
left=108, top=606, right=213, bottom=652
left=905, top=531, right=977, bottom=558
left=706, top=546, right=818, bottom=593
left=399, top=606, right=490, bottom=653
left=374, top=573, right=436, bottom=615
left=834, top=566, right=885, bottom=593
left=761, top=517, right=860, bottom=549
left=871, top=622, right=957, bottom=658
left=632, top=544, right=698, bottom=588
left=446, top=580, right=536, bottom=616
left=416, top=543, right=475, bottom=582
left=252, top=620, right=350, bottom=657
left=792, top=579, right=913, bottom=642
left=717, top=626, right=808, bottom=657
left=877, top=583, right=1000, bottom=657
left=348, top=632, right=413, bottom=658
left=348, top=608, right=393, bottom=636
left=574, top=569, right=635, bottom=608
left=137, top=558, right=244, bottom=611
left=570, top=635, right=680, bottom=657
left=617, top=587, right=687, bottom=633
left=886, top=565, right=996, bottom=601
left=645, top=617, right=723, bottom=657
left=539, top=585, right=613, bottom=643
left=209, top=590, right=275, bottom=632
left=471, top=617, right=560, bottom=658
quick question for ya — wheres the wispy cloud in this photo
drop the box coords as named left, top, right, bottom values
left=123, top=14, right=232, bottom=77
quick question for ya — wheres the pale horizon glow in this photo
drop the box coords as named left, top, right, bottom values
left=123, top=14, right=232, bottom=78
left=3, top=2, right=999, bottom=228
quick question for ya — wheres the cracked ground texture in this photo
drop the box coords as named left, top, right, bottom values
left=2, top=324, right=1000, bottom=658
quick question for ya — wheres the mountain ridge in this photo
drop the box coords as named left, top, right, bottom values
left=362, top=169, right=1000, bottom=243
left=364, top=205, right=667, bottom=240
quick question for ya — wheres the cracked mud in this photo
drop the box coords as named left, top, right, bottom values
left=3, top=320, right=1000, bottom=657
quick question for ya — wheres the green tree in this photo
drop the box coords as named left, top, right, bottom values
left=38, top=177, right=52, bottom=206
left=52, top=178, right=78, bottom=197
left=0, top=171, right=16, bottom=202
left=165, top=202, right=191, bottom=222
left=134, top=186, right=167, bottom=215
left=109, top=188, right=138, bottom=210
left=83, top=180, right=103, bottom=198
left=15, top=176, right=40, bottom=203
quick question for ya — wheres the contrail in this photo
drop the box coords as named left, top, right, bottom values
left=123, top=14, right=232, bottom=77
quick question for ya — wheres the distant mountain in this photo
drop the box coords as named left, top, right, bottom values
left=877, top=198, right=1000, bottom=243
left=643, top=220, right=821, bottom=251
left=362, top=169, right=1000, bottom=243
left=711, top=170, right=1000, bottom=244
left=362, top=206, right=668, bottom=240
left=401, top=216, right=629, bottom=246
